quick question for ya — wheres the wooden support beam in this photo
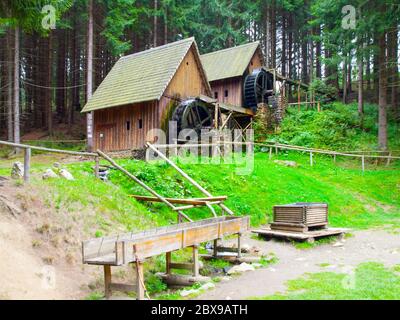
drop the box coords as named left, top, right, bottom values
left=131, top=195, right=227, bottom=205
left=146, top=143, right=234, bottom=216
left=135, top=261, right=145, bottom=300
left=192, top=245, right=199, bottom=277
left=23, top=148, right=31, bottom=183
left=213, top=239, right=218, bottom=258
left=97, top=149, right=192, bottom=223
left=104, top=265, right=112, bottom=299
left=166, top=252, right=172, bottom=275
left=237, top=233, right=242, bottom=259
left=310, top=152, right=313, bottom=166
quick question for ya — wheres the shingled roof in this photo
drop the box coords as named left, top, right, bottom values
left=200, top=41, right=262, bottom=82
left=82, top=37, right=210, bottom=113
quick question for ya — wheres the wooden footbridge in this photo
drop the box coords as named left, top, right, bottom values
left=82, top=143, right=250, bottom=300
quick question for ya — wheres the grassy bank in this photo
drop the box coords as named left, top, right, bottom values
left=109, top=151, right=400, bottom=229
left=257, top=262, right=400, bottom=300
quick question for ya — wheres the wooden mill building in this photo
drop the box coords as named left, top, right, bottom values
left=200, top=41, right=263, bottom=108
left=82, top=37, right=211, bottom=151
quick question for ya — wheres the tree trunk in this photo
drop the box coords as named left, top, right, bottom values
left=315, top=26, right=322, bottom=79
left=56, top=29, right=66, bottom=121
left=389, top=25, right=398, bottom=119
left=373, top=33, right=380, bottom=103
left=86, top=0, right=94, bottom=151
left=343, top=56, right=347, bottom=104
left=46, top=32, right=53, bottom=135
left=7, top=28, right=13, bottom=141
left=153, top=0, right=158, bottom=47
left=358, top=43, right=364, bottom=119
left=13, top=26, right=20, bottom=144
left=164, top=6, right=168, bottom=45
left=270, top=0, right=276, bottom=69
left=281, top=12, right=286, bottom=76
left=378, top=29, right=388, bottom=150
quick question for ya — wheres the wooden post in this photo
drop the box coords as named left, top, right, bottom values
left=192, top=245, right=199, bottom=277
left=317, top=101, right=321, bottom=112
left=166, top=252, right=172, bottom=275
left=237, top=233, right=242, bottom=259
left=362, top=155, right=365, bottom=173
left=386, top=152, right=392, bottom=167
left=297, top=84, right=301, bottom=111
left=213, top=239, right=218, bottom=258
left=269, top=146, right=272, bottom=160
left=214, top=103, right=219, bottom=129
left=23, top=148, right=31, bottom=183
left=136, top=261, right=145, bottom=300
left=275, top=145, right=278, bottom=155
left=310, top=152, right=313, bottom=166
left=94, top=156, right=100, bottom=178
left=104, top=265, right=112, bottom=299
left=333, top=153, right=337, bottom=163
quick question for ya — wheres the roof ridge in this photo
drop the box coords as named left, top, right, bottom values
left=201, top=41, right=260, bottom=57
left=120, top=37, right=195, bottom=61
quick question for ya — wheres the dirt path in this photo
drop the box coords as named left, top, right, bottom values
left=196, top=229, right=400, bottom=300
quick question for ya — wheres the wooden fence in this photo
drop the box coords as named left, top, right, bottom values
left=0, top=140, right=99, bottom=182
left=152, top=141, right=400, bottom=173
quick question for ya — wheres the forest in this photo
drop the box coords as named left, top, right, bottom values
left=0, top=0, right=399, bottom=151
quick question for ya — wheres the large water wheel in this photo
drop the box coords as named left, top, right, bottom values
left=171, top=99, right=213, bottom=134
left=243, top=68, right=274, bottom=110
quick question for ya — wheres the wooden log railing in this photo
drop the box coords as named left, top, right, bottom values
left=150, top=141, right=400, bottom=173
left=0, top=140, right=99, bottom=182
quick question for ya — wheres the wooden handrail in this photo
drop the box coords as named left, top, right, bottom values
left=0, top=140, right=96, bottom=157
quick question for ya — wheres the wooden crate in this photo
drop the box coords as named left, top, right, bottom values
left=271, top=203, right=328, bottom=232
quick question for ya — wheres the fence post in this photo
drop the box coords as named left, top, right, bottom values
left=362, top=156, right=365, bottom=173
left=23, top=148, right=31, bottom=183
left=310, top=152, right=313, bottom=166
left=94, top=156, right=100, bottom=178
left=333, top=153, right=336, bottom=163
left=317, top=101, right=321, bottom=112
left=269, top=146, right=272, bottom=160
left=386, top=152, right=392, bottom=167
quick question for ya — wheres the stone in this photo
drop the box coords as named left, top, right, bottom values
left=227, top=262, right=255, bottom=275
left=273, top=160, right=298, bottom=167
left=332, top=242, right=344, bottom=247
left=11, top=162, right=24, bottom=179
left=53, top=162, right=61, bottom=169
left=42, top=169, right=59, bottom=180
left=180, top=289, right=199, bottom=297
left=200, top=282, right=215, bottom=291
left=59, top=169, right=74, bottom=180
left=220, top=276, right=231, bottom=282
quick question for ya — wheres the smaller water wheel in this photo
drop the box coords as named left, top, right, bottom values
left=243, top=68, right=274, bottom=110
left=171, top=99, right=213, bottom=133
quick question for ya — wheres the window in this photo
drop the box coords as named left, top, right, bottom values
left=214, top=92, right=218, bottom=99
left=138, top=119, right=143, bottom=129
left=225, top=90, right=229, bottom=97
left=126, top=121, right=131, bottom=131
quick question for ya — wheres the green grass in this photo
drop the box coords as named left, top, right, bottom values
left=109, top=151, right=400, bottom=229
left=256, top=262, right=400, bottom=300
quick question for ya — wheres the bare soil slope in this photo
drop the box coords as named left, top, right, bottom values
left=0, top=181, right=99, bottom=300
